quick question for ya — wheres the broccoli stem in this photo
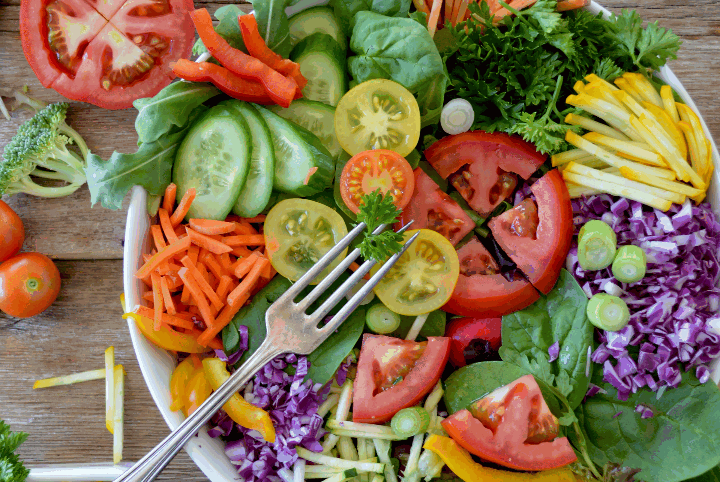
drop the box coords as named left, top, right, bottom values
left=39, top=150, right=86, bottom=183
left=58, top=123, right=89, bottom=160
left=14, top=176, right=83, bottom=198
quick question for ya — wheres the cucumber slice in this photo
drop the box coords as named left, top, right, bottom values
left=255, top=105, right=334, bottom=197
left=288, top=6, right=345, bottom=50
left=270, top=99, right=341, bottom=159
left=173, top=105, right=251, bottom=220
left=219, top=100, right=275, bottom=218
left=290, top=33, right=347, bottom=107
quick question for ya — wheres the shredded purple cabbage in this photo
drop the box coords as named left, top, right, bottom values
left=335, top=354, right=354, bottom=387
left=548, top=342, right=560, bottom=363
left=570, top=195, right=720, bottom=400
left=214, top=326, right=249, bottom=365
left=208, top=353, right=328, bottom=482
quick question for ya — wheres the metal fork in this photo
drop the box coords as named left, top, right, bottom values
left=116, top=221, right=418, bottom=482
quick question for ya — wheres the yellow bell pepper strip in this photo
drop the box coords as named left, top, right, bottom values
left=202, top=358, right=276, bottom=443
left=185, top=368, right=213, bottom=416
left=169, top=355, right=202, bottom=412
left=423, top=434, right=576, bottom=482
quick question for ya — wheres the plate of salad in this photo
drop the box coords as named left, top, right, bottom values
left=106, top=0, right=720, bottom=481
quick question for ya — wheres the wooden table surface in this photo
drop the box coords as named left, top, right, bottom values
left=1, top=0, right=719, bottom=480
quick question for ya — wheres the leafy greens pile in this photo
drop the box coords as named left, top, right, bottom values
left=444, top=0, right=682, bottom=154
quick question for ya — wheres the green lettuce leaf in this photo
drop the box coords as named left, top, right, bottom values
left=251, top=0, right=293, bottom=57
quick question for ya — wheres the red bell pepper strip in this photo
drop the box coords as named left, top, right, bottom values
left=172, top=59, right=274, bottom=104
left=238, top=14, right=307, bottom=90
left=189, top=8, right=298, bottom=108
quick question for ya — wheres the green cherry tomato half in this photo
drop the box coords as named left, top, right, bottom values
left=334, top=79, right=421, bottom=158
left=264, top=198, right=348, bottom=284
left=0, top=252, right=61, bottom=318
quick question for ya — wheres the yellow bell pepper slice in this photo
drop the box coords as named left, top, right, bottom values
left=169, top=355, right=202, bottom=412
left=202, top=358, right=276, bottom=443
left=423, top=434, right=576, bottom=482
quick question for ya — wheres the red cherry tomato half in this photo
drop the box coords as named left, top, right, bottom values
left=353, top=334, right=450, bottom=424
left=0, top=253, right=61, bottom=318
left=424, top=131, right=546, bottom=217
left=20, top=0, right=195, bottom=109
left=489, top=169, right=573, bottom=294
left=0, top=201, right=24, bottom=263
left=340, top=149, right=415, bottom=214
left=442, top=375, right=576, bottom=472
left=445, top=317, right=502, bottom=368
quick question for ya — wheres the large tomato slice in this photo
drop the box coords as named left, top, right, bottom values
left=443, top=237, right=539, bottom=317
left=424, top=131, right=546, bottom=217
left=397, top=168, right=475, bottom=246
left=20, top=0, right=195, bottom=109
left=353, top=334, right=450, bottom=424
left=445, top=316, right=501, bottom=368
left=442, top=375, right=577, bottom=471
left=489, top=169, right=573, bottom=295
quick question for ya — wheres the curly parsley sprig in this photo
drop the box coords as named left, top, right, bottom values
left=355, top=190, right=405, bottom=261
left=0, top=420, right=29, bottom=482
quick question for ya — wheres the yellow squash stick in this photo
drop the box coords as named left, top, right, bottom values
left=564, top=113, right=629, bottom=141
left=676, top=103, right=710, bottom=177
left=565, top=162, right=685, bottom=205
left=660, top=85, right=680, bottom=123
left=619, top=166, right=704, bottom=198
left=562, top=170, right=672, bottom=211
left=623, top=72, right=664, bottom=107
left=105, top=346, right=115, bottom=434
left=34, top=368, right=106, bottom=389
left=583, top=132, right=665, bottom=167
left=642, top=102, right=687, bottom=157
left=113, top=364, right=125, bottom=465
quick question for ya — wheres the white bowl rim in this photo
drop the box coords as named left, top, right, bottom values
left=122, top=2, right=720, bottom=480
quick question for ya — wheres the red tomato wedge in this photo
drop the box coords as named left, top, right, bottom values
left=353, top=334, right=450, bottom=424
left=21, top=0, right=195, bottom=109
left=445, top=316, right=501, bottom=368
left=397, top=168, right=475, bottom=246
left=443, top=237, right=539, bottom=317
left=442, top=375, right=577, bottom=472
left=489, top=169, right=573, bottom=294
left=340, top=150, right=415, bottom=214
left=424, top=131, right=546, bottom=217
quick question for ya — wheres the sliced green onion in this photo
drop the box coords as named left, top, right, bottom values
left=320, top=468, right=358, bottom=482
left=612, top=245, right=647, bottom=283
left=391, top=407, right=430, bottom=438
left=296, top=447, right=385, bottom=473
left=587, top=293, right=630, bottom=332
left=578, top=220, right=617, bottom=271
left=326, top=419, right=405, bottom=441
left=440, top=98, right=474, bottom=135
left=366, top=303, right=401, bottom=334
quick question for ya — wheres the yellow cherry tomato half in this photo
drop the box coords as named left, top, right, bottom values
left=340, top=149, right=415, bottom=214
left=372, top=229, right=460, bottom=316
left=334, top=79, right=421, bottom=157
left=264, top=199, right=348, bottom=284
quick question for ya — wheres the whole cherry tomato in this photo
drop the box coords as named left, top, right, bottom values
left=0, top=253, right=61, bottom=318
left=0, top=200, right=24, bottom=262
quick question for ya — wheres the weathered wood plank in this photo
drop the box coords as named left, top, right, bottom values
left=0, top=260, right=206, bottom=481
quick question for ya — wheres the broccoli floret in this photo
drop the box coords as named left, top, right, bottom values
left=1, top=101, right=90, bottom=198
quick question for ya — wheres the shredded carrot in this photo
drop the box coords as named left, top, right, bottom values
left=150, top=273, right=164, bottom=331
left=158, top=208, right=179, bottom=243
left=170, top=188, right=196, bottom=227
left=234, top=221, right=258, bottom=235
left=259, top=257, right=273, bottom=279
left=186, top=228, right=233, bottom=254
left=218, top=252, right=234, bottom=272
left=178, top=267, right=217, bottom=327
left=231, top=246, right=253, bottom=259
left=150, top=225, right=167, bottom=250
left=135, top=306, right=195, bottom=330
left=223, top=234, right=266, bottom=247
left=240, top=215, right=266, bottom=223
left=493, top=0, right=536, bottom=21
left=188, top=328, right=224, bottom=350
left=196, top=261, right=212, bottom=284
left=445, top=0, right=455, bottom=23
left=428, top=0, right=443, bottom=37
left=454, top=0, right=470, bottom=24
left=228, top=257, right=268, bottom=308
left=556, top=0, right=587, bottom=11
left=180, top=256, right=224, bottom=311
left=160, top=276, right=176, bottom=315
left=143, top=253, right=153, bottom=263
left=163, top=183, right=177, bottom=214
left=201, top=251, right=228, bottom=280
left=215, top=275, right=234, bottom=303
left=136, top=237, right=191, bottom=279
left=189, top=218, right=237, bottom=235
left=412, top=0, right=430, bottom=13
left=165, top=272, right=183, bottom=290
left=233, top=251, right=261, bottom=278
left=349, top=261, right=372, bottom=281
left=142, top=291, right=155, bottom=302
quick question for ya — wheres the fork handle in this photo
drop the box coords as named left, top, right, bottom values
left=115, top=340, right=283, bottom=482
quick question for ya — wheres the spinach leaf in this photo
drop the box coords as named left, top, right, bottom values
left=443, top=361, right=529, bottom=414
left=685, top=465, right=720, bottom=482
left=417, top=74, right=447, bottom=128
left=86, top=128, right=188, bottom=209
left=223, top=276, right=292, bottom=365
left=392, top=309, right=446, bottom=340
left=348, top=12, right=444, bottom=94
left=133, top=82, right=221, bottom=145
left=306, top=307, right=366, bottom=386
left=251, top=0, right=293, bottom=58
left=578, top=370, right=720, bottom=482
left=499, top=269, right=594, bottom=409
left=332, top=0, right=411, bottom=34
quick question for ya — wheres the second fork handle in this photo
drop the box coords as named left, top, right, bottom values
left=115, top=339, right=284, bottom=482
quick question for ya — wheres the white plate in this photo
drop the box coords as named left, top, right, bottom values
left=122, top=3, right=720, bottom=480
